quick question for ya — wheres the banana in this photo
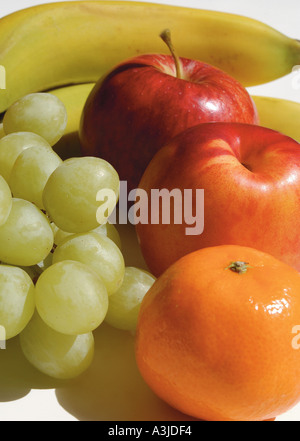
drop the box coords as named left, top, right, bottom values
left=252, top=95, right=300, bottom=143
left=49, top=83, right=95, bottom=159
left=0, top=1, right=299, bottom=113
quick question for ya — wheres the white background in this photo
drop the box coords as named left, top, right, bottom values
left=0, top=0, right=300, bottom=422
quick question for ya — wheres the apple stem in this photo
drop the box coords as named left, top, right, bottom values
left=160, top=29, right=183, bottom=80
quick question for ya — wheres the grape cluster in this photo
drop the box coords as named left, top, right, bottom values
left=0, top=93, right=156, bottom=380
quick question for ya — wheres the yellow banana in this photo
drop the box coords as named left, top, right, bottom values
left=252, top=95, right=300, bottom=143
left=49, top=83, right=95, bottom=159
left=0, top=1, right=299, bottom=113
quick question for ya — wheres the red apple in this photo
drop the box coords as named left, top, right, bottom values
left=79, top=32, right=258, bottom=191
left=135, top=122, right=300, bottom=277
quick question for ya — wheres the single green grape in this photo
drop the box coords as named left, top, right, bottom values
left=43, top=157, right=119, bottom=233
left=0, top=265, right=35, bottom=340
left=9, top=144, right=62, bottom=209
left=0, top=198, right=54, bottom=266
left=0, top=132, right=51, bottom=182
left=35, top=260, right=109, bottom=335
left=20, top=312, right=94, bottom=380
left=3, top=93, right=68, bottom=146
left=52, top=232, right=125, bottom=296
left=0, top=175, right=12, bottom=226
left=105, top=267, right=156, bottom=333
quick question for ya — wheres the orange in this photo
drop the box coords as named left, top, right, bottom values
left=135, top=245, right=300, bottom=421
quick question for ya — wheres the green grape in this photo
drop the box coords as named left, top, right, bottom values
left=105, top=267, right=156, bottom=333
left=3, top=93, right=67, bottom=146
left=35, top=260, right=108, bottom=335
left=9, top=145, right=62, bottom=209
left=0, top=175, right=12, bottom=226
left=0, top=198, right=54, bottom=266
left=93, top=222, right=122, bottom=249
left=52, top=232, right=125, bottom=296
left=43, top=157, right=119, bottom=233
left=0, top=132, right=51, bottom=182
left=0, top=265, right=35, bottom=340
left=20, top=312, right=94, bottom=380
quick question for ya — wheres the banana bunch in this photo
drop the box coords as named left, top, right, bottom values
left=0, top=1, right=300, bottom=113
